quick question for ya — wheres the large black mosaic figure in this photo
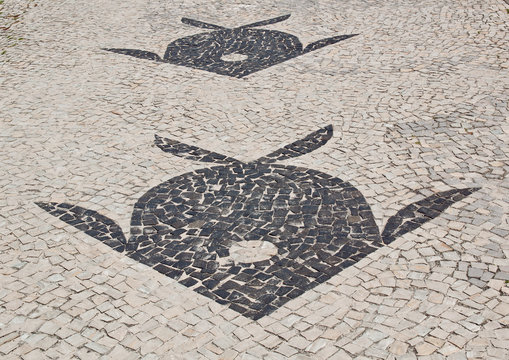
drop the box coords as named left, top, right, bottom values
left=103, top=15, right=357, bottom=78
left=37, top=126, right=478, bottom=319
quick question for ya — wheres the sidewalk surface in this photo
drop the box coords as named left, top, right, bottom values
left=1, top=0, right=508, bottom=359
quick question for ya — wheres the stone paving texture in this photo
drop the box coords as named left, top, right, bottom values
left=1, top=0, right=508, bottom=359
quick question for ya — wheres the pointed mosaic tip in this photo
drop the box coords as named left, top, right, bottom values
left=35, top=201, right=127, bottom=252
left=382, top=187, right=480, bottom=245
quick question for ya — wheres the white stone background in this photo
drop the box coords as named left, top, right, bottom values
left=0, top=0, right=508, bottom=358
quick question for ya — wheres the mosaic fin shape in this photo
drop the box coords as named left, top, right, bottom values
left=103, top=15, right=358, bottom=78
left=381, top=188, right=478, bottom=244
left=35, top=202, right=126, bottom=252
left=154, top=134, right=240, bottom=164
left=37, top=126, right=479, bottom=319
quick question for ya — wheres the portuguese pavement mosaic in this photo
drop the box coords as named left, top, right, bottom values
left=0, top=0, right=508, bottom=359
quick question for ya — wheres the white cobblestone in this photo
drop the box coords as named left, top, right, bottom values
left=1, top=0, right=508, bottom=358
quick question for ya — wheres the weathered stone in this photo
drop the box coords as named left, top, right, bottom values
left=0, top=0, right=507, bottom=358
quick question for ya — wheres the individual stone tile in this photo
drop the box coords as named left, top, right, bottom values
left=274, top=343, right=298, bottom=357
left=415, top=341, right=437, bottom=356
left=389, top=340, right=408, bottom=355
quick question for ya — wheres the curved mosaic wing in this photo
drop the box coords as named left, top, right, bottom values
left=181, top=17, right=226, bottom=30
left=102, top=48, right=162, bottom=61
left=257, top=125, right=333, bottom=163
left=154, top=134, right=241, bottom=164
left=303, top=34, right=358, bottom=54
left=35, top=202, right=126, bottom=252
left=381, top=187, right=480, bottom=244
left=237, top=14, right=291, bottom=29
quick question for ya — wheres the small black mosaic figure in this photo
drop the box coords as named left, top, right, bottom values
left=37, top=126, right=478, bottom=319
left=103, top=14, right=357, bottom=78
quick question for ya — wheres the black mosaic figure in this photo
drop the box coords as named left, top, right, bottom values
left=37, top=126, right=479, bottom=319
left=103, top=15, right=357, bottom=78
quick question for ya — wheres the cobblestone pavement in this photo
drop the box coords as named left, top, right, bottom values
left=1, top=0, right=508, bottom=359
